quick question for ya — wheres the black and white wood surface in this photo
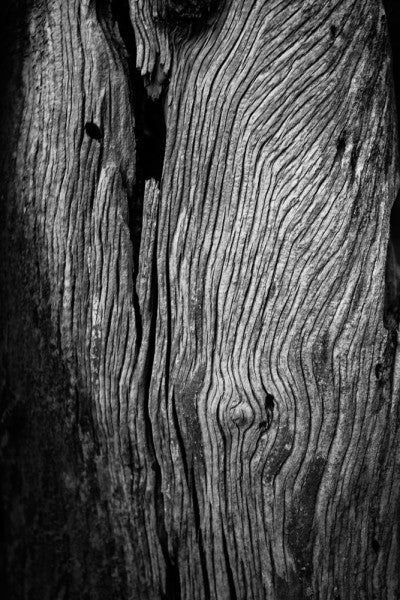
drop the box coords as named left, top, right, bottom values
left=0, top=1, right=399, bottom=599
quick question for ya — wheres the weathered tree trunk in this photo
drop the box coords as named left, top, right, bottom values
left=1, top=1, right=399, bottom=599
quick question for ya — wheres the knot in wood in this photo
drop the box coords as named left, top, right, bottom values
left=229, top=401, right=254, bottom=428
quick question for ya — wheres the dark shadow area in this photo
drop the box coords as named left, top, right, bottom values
left=383, top=0, right=400, bottom=133
left=111, top=0, right=166, bottom=304
left=84, top=121, right=103, bottom=141
left=0, top=0, right=27, bottom=169
left=111, top=0, right=166, bottom=186
left=164, top=0, right=218, bottom=26
left=98, top=0, right=167, bottom=354
left=0, top=4, right=28, bottom=598
left=383, top=0, right=400, bottom=327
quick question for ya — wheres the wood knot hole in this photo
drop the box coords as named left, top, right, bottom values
left=84, top=121, right=103, bottom=141
left=265, top=393, right=275, bottom=411
left=259, top=393, right=275, bottom=431
left=336, top=133, right=346, bottom=155
left=375, top=363, right=383, bottom=380
left=229, top=402, right=254, bottom=428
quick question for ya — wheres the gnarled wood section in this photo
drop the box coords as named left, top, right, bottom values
left=134, top=0, right=400, bottom=598
left=0, top=1, right=165, bottom=597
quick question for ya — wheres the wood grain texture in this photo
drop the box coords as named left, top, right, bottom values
left=0, top=1, right=164, bottom=597
left=131, top=0, right=400, bottom=598
left=1, top=0, right=399, bottom=598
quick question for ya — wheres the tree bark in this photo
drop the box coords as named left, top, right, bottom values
left=1, top=1, right=399, bottom=599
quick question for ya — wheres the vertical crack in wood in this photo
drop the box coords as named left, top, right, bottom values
left=112, top=0, right=167, bottom=360
left=0, top=0, right=171, bottom=595
left=140, top=214, right=171, bottom=572
left=111, top=3, right=177, bottom=593
left=190, top=464, right=211, bottom=600
left=383, top=0, right=400, bottom=333
left=221, top=526, right=238, bottom=600
left=385, top=190, right=400, bottom=329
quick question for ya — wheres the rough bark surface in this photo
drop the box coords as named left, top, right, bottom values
left=1, top=1, right=164, bottom=598
left=1, top=0, right=399, bottom=599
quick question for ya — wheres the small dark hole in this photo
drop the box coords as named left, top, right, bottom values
left=263, top=393, right=275, bottom=429
left=375, top=363, right=383, bottom=380
left=350, top=146, right=357, bottom=172
left=372, top=538, right=380, bottom=553
left=336, top=133, right=346, bottom=154
left=330, top=24, right=337, bottom=38
left=265, top=393, right=275, bottom=410
left=84, top=121, right=102, bottom=141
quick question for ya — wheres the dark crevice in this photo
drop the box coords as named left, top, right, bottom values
left=221, top=527, right=238, bottom=600
left=163, top=560, right=182, bottom=600
left=139, top=97, right=167, bottom=182
left=375, top=362, right=383, bottom=381
left=110, top=0, right=174, bottom=586
left=140, top=223, right=170, bottom=565
left=140, top=228, right=181, bottom=600
left=171, top=397, right=210, bottom=596
left=190, top=465, right=211, bottom=599
left=111, top=0, right=167, bottom=354
left=383, top=1, right=400, bottom=134
left=383, top=1, right=400, bottom=329
left=163, top=249, right=173, bottom=419
left=350, top=145, right=358, bottom=173
left=132, top=280, right=143, bottom=354
left=334, top=131, right=346, bottom=162
left=390, top=191, right=400, bottom=264
left=190, top=466, right=200, bottom=530
left=112, top=0, right=166, bottom=184
left=109, top=3, right=177, bottom=597
left=171, top=393, right=190, bottom=485
left=384, top=190, right=400, bottom=329
left=142, top=225, right=159, bottom=430
left=372, top=538, right=380, bottom=554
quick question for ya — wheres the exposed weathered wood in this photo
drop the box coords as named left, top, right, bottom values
left=0, top=1, right=164, bottom=598
left=1, top=0, right=399, bottom=599
left=131, top=0, right=400, bottom=598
